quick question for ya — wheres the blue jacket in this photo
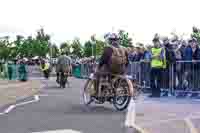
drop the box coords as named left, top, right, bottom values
left=183, top=46, right=193, bottom=61
left=143, top=51, right=151, bottom=61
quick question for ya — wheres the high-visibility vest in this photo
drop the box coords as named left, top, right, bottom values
left=40, top=63, right=50, bottom=71
left=151, top=48, right=163, bottom=68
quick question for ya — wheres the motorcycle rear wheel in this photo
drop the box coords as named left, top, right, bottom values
left=113, top=78, right=131, bottom=111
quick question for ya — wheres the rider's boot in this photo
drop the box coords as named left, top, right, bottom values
left=56, top=73, right=59, bottom=84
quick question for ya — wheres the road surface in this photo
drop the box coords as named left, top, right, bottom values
left=0, top=76, right=200, bottom=133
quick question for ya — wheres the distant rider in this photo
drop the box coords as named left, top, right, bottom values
left=56, top=52, right=72, bottom=85
left=40, top=59, right=50, bottom=79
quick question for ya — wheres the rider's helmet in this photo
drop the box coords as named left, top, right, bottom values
left=107, top=33, right=120, bottom=45
left=61, top=51, right=66, bottom=55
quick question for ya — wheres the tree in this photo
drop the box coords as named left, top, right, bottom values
left=71, top=38, right=83, bottom=57
left=0, top=39, right=10, bottom=61
left=83, top=41, right=93, bottom=57
left=191, top=27, right=200, bottom=45
left=118, top=30, right=132, bottom=47
left=34, top=28, right=50, bottom=57
left=83, top=35, right=106, bottom=58
left=95, top=39, right=106, bottom=56
left=60, top=42, right=71, bottom=55
left=91, top=35, right=106, bottom=57
left=50, top=44, right=59, bottom=58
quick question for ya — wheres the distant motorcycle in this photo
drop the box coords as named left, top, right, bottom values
left=82, top=72, right=135, bottom=111
left=58, top=71, right=69, bottom=88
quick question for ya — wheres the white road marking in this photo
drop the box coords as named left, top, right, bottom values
left=185, top=118, right=199, bottom=133
left=124, top=98, right=148, bottom=133
left=132, top=124, right=150, bottom=133
left=0, top=113, right=4, bottom=115
left=32, top=129, right=82, bottom=133
left=0, top=95, right=40, bottom=115
left=124, top=98, right=136, bottom=128
left=15, top=100, right=37, bottom=106
left=4, top=105, right=16, bottom=114
left=35, top=95, right=40, bottom=101
left=15, top=95, right=40, bottom=106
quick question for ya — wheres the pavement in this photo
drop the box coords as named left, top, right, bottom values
left=0, top=69, right=200, bottom=133
left=0, top=80, right=41, bottom=107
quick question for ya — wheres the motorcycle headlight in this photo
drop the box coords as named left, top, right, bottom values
left=89, top=73, right=94, bottom=79
left=126, top=75, right=133, bottom=79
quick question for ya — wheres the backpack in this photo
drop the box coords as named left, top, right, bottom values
left=109, top=46, right=127, bottom=74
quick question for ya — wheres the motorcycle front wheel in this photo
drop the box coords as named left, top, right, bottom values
left=83, top=79, right=95, bottom=106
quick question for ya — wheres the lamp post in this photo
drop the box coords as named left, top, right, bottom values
left=91, top=34, right=96, bottom=58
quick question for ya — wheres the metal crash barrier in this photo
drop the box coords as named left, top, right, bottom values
left=79, top=60, right=200, bottom=97
left=0, top=64, right=28, bottom=81
left=173, top=61, right=200, bottom=96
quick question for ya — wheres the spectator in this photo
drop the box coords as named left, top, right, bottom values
left=138, top=43, right=151, bottom=88
left=18, top=59, right=27, bottom=82
left=179, top=40, right=187, bottom=59
left=134, top=43, right=144, bottom=61
left=190, top=38, right=200, bottom=98
left=128, top=47, right=137, bottom=62
left=161, top=37, right=176, bottom=95
left=7, top=61, right=13, bottom=80
left=149, top=38, right=165, bottom=97
left=0, top=63, right=3, bottom=78
left=138, top=44, right=151, bottom=62
left=183, top=39, right=193, bottom=89
left=173, top=43, right=183, bottom=91
left=184, top=39, right=193, bottom=61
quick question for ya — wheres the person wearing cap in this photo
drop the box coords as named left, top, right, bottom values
left=149, top=38, right=165, bottom=97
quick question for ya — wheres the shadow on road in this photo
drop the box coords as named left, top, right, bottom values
left=64, top=104, right=125, bottom=115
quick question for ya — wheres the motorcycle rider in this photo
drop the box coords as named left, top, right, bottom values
left=93, top=33, right=129, bottom=96
left=40, top=59, right=50, bottom=79
left=56, top=52, right=72, bottom=87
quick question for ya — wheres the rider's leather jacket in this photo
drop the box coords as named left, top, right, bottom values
left=98, top=43, right=128, bottom=74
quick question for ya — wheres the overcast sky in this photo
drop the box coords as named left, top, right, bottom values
left=0, top=0, right=200, bottom=45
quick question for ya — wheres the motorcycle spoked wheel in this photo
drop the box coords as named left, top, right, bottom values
left=113, top=78, right=131, bottom=111
left=83, top=79, right=95, bottom=106
left=60, top=74, right=67, bottom=88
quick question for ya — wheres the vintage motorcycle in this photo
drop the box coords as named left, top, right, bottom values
left=82, top=72, right=135, bottom=111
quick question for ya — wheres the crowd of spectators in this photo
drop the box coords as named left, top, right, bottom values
left=126, top=27, right=200, bottom=98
